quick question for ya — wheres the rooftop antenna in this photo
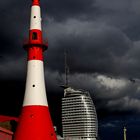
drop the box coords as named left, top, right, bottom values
left=64, top=50, right=69, bottom=87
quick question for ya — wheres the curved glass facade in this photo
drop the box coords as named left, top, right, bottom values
left=62, top=87, right=98, bottom=140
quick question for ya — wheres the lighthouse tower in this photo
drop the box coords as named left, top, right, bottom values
left=14, top=0, right=57, bottom=140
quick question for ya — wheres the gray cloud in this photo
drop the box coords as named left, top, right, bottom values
left=43, top=70, right=140, bottom=113
left=1, top=0, right=140, bottom=116
left=42, top=0, right=96, bottom=21
left=107, top=97, right=140, bottom=112
left=46, top=19, right=132, bottom=75
left=101, top=122, right=116, bottom=128
left=0, top=57, right=26, bottom=80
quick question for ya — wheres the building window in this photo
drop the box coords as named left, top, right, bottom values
left=32, top=32, right=37, bottom=40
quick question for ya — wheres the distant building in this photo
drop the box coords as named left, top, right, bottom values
left=0, top=127, right=13, bottom=140
left=62, top=87, right=98, bottom=140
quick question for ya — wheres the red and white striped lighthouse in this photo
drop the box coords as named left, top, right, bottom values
left=14, top=0, right=57, bottom=140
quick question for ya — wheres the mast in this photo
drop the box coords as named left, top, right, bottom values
left=64, top=51, right=69, bottom=87
left=123, top=126, right=127, bottom=140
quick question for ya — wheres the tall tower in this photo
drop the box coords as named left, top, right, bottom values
left=123, top=127, right=127, bottom=140
left=14, top=0, right=57, bottom=140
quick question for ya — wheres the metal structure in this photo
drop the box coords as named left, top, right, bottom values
left=123, top=127, right=127, bottom=140
left=13, top=0, right=57, bottom=140
left=62, top=87, right=98, bottom=140
left=64, top=51, right=69, bottom=87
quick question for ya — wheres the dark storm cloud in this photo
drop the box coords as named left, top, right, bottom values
left=0, top=57, right=26, bottom=80
left=42, top=0, right=96, bottom=20
left=0, top=0, right=30, bottom=57
left=46, top=19, right=132, bottom=75
left=120, top=41, right=140, bottom=78
left=93, top=0, right=140, bottom=41
left=1, top=0, right=140, bottom=118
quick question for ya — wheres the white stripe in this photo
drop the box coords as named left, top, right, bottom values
left=23, top=60, right=48, bottom=106
left=30, top=6, right=42, bottom=30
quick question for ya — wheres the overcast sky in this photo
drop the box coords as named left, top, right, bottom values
left=1, top=0, right=140, bottom=139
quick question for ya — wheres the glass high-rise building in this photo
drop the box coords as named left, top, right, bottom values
left=62, top=87, right=98, bottom=140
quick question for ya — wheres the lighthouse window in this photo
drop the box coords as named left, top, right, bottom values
left=32, top=32, right=38, bottom=40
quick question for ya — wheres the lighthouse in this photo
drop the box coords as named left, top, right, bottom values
left=13, top=0, right=57, bottom=140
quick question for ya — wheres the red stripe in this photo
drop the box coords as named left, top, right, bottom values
left=14, top=106, right=57, bottom=140
left=32, top=0, right=40, bottom=6
left=28, top=29, right=43, bottom=60
left=27, top=46, right=43, bottom=60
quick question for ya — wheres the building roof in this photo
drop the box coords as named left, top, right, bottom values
left=0, top=126, right=13, bottom=135
left=0, top=115, right=18, bottom=122
left=64, top=87, right=90, bottom=97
